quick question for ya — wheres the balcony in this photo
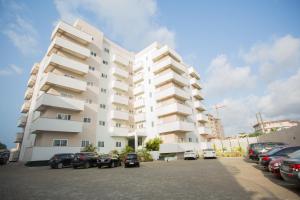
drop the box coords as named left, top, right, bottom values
left=27, top=75, right=36, bottom=87
left=156, top=87, right=189, bottom=101
left=152, top=45, right=182, bottom=63
left=133, top=62, right=143, bottom=72
left=24, top=88, right=33, bottom=100
left=111, top=94, right=129, bottom=106
left=134, top=113, right=146, bottom=122
left=111, top=110, right=129, bottom=121
left=21, top=101, right=30, bottom=113
left=153, top=57, right=186, bottom=75
left=110, top=127, right=129, bottom=137
left=133, top=85, right=144, bottom=96
left=156, top=103, right=192, bottom=117
left=112, top=66, right=129, bottom=79
left=35, top=93, right=84, bottom=112
left=17, top=115, right=27, bottom=127
left=196, top=113, right=208, bottom=123
left=133, top=73, right=144, bottom=84
left=192, top=89, right=204, bottom=100
left=194, top=101, right=205, bottom=111
left=31, top=117, right=83, bottom=133
left=15, top=132, right=24, bottom=143
left=112, top=54, right=129, bottom=66
left=51, top=21, right=93, bottom=45
left=30, top=63, right=39, bottom=75
left=154, top=70, right=188, bottom=87
left=157, top=121, right=194, bottom=134
left=188, top=67, right=200, bottom=80
left=40, top=73, right=87, bottom=93
left=47, top=37, right=90, bottom=59
left=112, top=80, right=128, bottom=92
left=198, top=127, right=212, bottom=135
left=44, top=54, right=89, bottom=75
left=190, top=78, right=201, bottom=89
left=134, top=99, right=145, bottom=108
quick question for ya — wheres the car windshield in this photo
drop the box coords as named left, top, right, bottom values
left=288, top=150, right=300, bottom=159
left=127, top=154, right=137, bottom=159
left=100, top=154, right=110, bottom=158
left=205, top=149, right=214, bottom=151
left=267, top=147, right=284, bottom=155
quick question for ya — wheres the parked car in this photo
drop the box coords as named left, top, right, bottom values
left=0, top=150, right=10, bottom=165
left=124, top=153, right=140, bottom=168
left=269, top=157, right=285, bottom=177
left=202, top=149, right=216, bottom=159
left=97, top=154, right=121, bottom=168
left=247, top=142, right=286, bottom=161
left=259, top=146, right=300, bottom=170
left=49, top=153, right=74, bottom=169
left=72, top=152, right=98, bottom=169
left=184, top=150, right=198, bottom=160
left=280, top=150, right=300, bottom=185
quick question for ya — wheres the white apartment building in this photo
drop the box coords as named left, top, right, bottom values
left=14, top=19, right=210, bottom=161
left=253, top=119, right=299, bottom=134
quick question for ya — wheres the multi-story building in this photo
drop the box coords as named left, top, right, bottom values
left=253, top=119, right=299, bottom=134
left=13, top=19, right=209, bottom=162
left=206, top=114, right=224, bottom=139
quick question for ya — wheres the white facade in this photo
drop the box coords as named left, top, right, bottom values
left=14, top=19, right=210, bottom=161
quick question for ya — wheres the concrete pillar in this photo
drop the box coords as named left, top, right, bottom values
left=134, top=133, right=138, bottom=152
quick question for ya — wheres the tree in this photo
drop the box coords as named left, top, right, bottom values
left=0, top=142, right=7, bottom=150
left=82, top=144, right=97, bottom=152
left=145, top=137, right=162, bottom=151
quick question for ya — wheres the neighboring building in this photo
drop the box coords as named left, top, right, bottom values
left=253, top=119, right=299, bottom=134
left=13, top=19, right=210, bottom=162
left=206, top=114, right=224, bottom=139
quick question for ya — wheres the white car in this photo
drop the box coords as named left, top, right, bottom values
left=203, top=149, right=217, bottom=159
left=184, top=150, right=198, bottom=160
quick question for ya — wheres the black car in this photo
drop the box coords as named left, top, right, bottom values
left=280, top=150, right=300, bottom=185
left=49, top=153, right=74, bottom=169
left=259, top=146, right=300, bottom=170
left=72, top=152, right=98, bottom=169
left=247, top=142, right=286, bottom=161
left=124, top=153, right=140, bottom=168
left=0, top=150, right=10, bottom=165
left=97, top=154, right=121, bottom=168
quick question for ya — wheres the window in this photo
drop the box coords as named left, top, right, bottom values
left=86, top=99, right=92, bottom=104
left=101, top=73, right=107, bottom=78
left=57, top=113, right=71, bottom=120
left=104, top=48, right=110, bottom=54
left=99, top=121, right=105, bottom=126
left=152, top=121, right=154, bottom=127
left=103, top=60, right=108, bottom=65
left=116, top=123, right=121, bottom=127
left=100, top=104, right=106, bottom=109
left=53, top=139, right=68, bottom=147
left=116, top=142, right=122, bottom=147
left=64, top=74, right=75, bottom=78
left=91, top=51, right=96, bottom=57
left=81, top=140, right=89, bottom=147
left=83, top=117, right=91, bottom=123
left=60, top=92, right=73, bottom=98
left=98, top=141, right=104, bottom=147
left=89, top=66, right=95, bottom=71
left=87, top=81, right=94, bottom=86
left=189, top=138, right=192, bottom=142
left=101, top=88, right=107, bottom=93
left=138, top=137, right=143, bottom=146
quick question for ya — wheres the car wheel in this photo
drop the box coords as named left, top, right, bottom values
left=50, top=165, right=55, bottom=169
left=57, top=163, right=63, bottom=169
left=84, top=162, right=90, bottom=169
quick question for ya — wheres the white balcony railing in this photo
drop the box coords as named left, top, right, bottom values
left=156, top=87, right=189, bottom=101
left=134, top=113, right=146, bottom=122
left=153, top=56, right=186, bottom=75
left=112, top=54, right=129, bottom=66
left=192, top=89, right=204, bottom=100
left=157, top=121, right=194, bottom=134
left=15, top=132, right=24, bottom=143
left=17, top=115, right=27, bottom=127
left=112, top=66, right=129, bottom=79
left=190, top=77, right=201, bottom=89
left=31, top=118, right=83, bottom=133
left=133, top=85, right=144, bottom=96
left=134, top=99, right=145, bottom=108
left=194, top=101, right=206, bottom=111
left=30, top=63, right=39, bottom=75
left=156, top=103, right=192, bottom=117
left=27, top=75, right=36, bottom=87
left=111, top=80, right=129, bottom=92
left=188, top=67, right=200, bottom=80
left=111, top=110, right=129, bottom=121
left=24, top=88, right=33, bottom=100
left=21, top=101, right=30, bottom=113
left=154, top=70, right=189, bottom=87
left=110, top=127, right=129, bottom=137
left=196, top=113, right=208, bottom=122
left=133, top=73, right=144, bottom=84
left=111, top=94, right=129, bottom=106
left=152, top=45, right=182, bottom=63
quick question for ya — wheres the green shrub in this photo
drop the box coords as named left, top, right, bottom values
left=119, top=145, right=134, bottom=161
left=82, top=144, right=97, bottom=152
left=145, top=137, right=162, bottom=151
left=137, top=149, right=153, bottom=162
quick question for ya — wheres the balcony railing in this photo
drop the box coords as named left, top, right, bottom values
left=157, top=121, right=194, bottom=134
left=15, top=132, right=24, bottom=143
left=133, top=85, right=144, bottom=96
left=134, top=99, right=145, bottom=108
left=156, top=87, right=189, bottom=101
left=27, top=75, right=36, bottom=87
left=111, top=110, right=129, bottom=121
left=153, top=56, right=186, bottom=75
left=30, top=63, right=39, bottom=75
left=21, top=101, right=31, bottom=113
left=192, top=89, right=204, bottom=100
left=112, top=80, right=129, bottom=92
left=112, top=66, right=129, bottom=79
left=133, top=73, right=144, bottom=84
left=24, top=88, right=33, bottom=100
left=154, top=70, right=188, bottom=87
left=110, top=127, right=129, bottom=137
left=196, top=113, right=208, bottom=123
left=111, top=94, right=129, bottom=106
left=152, top=45, right=182, bottom=63
left=112, top=54, right=129, bottom=66
left=190, top=77, right=201, bottom=89
left=188, top=67, right=200, bottom=80
left=17, top=115, right=27, bottom=127
left=156, top=103, right=192, bottom=117
left=134, top=113, right=146, bottom=122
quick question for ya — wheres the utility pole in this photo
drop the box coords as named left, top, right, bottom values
left=255, top=112, right=265, bottom=134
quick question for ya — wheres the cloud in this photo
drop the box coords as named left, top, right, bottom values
left=0, top=64, right=23, bottom=76
left=1, top=1, right=40, bottom=56
left=53, top=0, right=176, bottom=50
left=242, top=35, right=300, bottom=81
left=204, top=54, right=257, bottom=98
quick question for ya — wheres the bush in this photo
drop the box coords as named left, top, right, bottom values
left=0, top=142, right=7, bottom=150
left=137, top=149, right=153, bottom=162
left=145, top=137, right=162, bottom=151
left=82, top=144, right=97, bottom=152
left=119, top=145, right=134, bottom=161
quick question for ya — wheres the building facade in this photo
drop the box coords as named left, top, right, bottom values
left=206, top=114, right=224, bottom=139
left=14, top=19, right=210, bottom=161
left=253, top=119, right=299, bottom=134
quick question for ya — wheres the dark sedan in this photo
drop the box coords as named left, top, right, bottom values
left=259, top=146, right=300, bottom=170
left=280, top=150, right=300, bottom=185
left=124, top=153, right=140, bottom=168
left=49, top=153, right=74, bottom=169
left=72, top=152, right=98, bottom=169
left=247, top=142, right=286, bottom=161
left=97, top=154, right=121, bottom=168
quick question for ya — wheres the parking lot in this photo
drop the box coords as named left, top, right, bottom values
left=0, top=158, right=299, bottom=200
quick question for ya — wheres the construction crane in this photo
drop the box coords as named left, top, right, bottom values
left=213, top=104, right=226, bottom=118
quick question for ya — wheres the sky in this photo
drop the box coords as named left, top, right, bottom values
left=0, top=0, right=300, bottom=148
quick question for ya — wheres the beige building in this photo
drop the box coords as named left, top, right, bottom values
left=14, top=19, right=210, bottom=161
left=253, top=119, right=299, bottom=134
left=206, top=114, right=224, bottom=139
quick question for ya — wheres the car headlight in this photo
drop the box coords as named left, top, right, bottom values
left=274, top=163, right=279, bottom=167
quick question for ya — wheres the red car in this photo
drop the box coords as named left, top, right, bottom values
left=269, top=157, right=285, bottom=177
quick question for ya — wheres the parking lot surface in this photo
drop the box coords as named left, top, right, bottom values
left=0, top=158, right=299, bottom=200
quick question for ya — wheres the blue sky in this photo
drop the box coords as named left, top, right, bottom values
left=1, top=0, right=300, bottom=148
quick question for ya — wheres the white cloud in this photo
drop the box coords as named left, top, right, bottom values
left=53, top=0, right=176, bottom=50
left=204, top=54, right=256, bottom=98
left=0, top=64, right=23, bottom=76
left=242, top=35, right=300, bottom=81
